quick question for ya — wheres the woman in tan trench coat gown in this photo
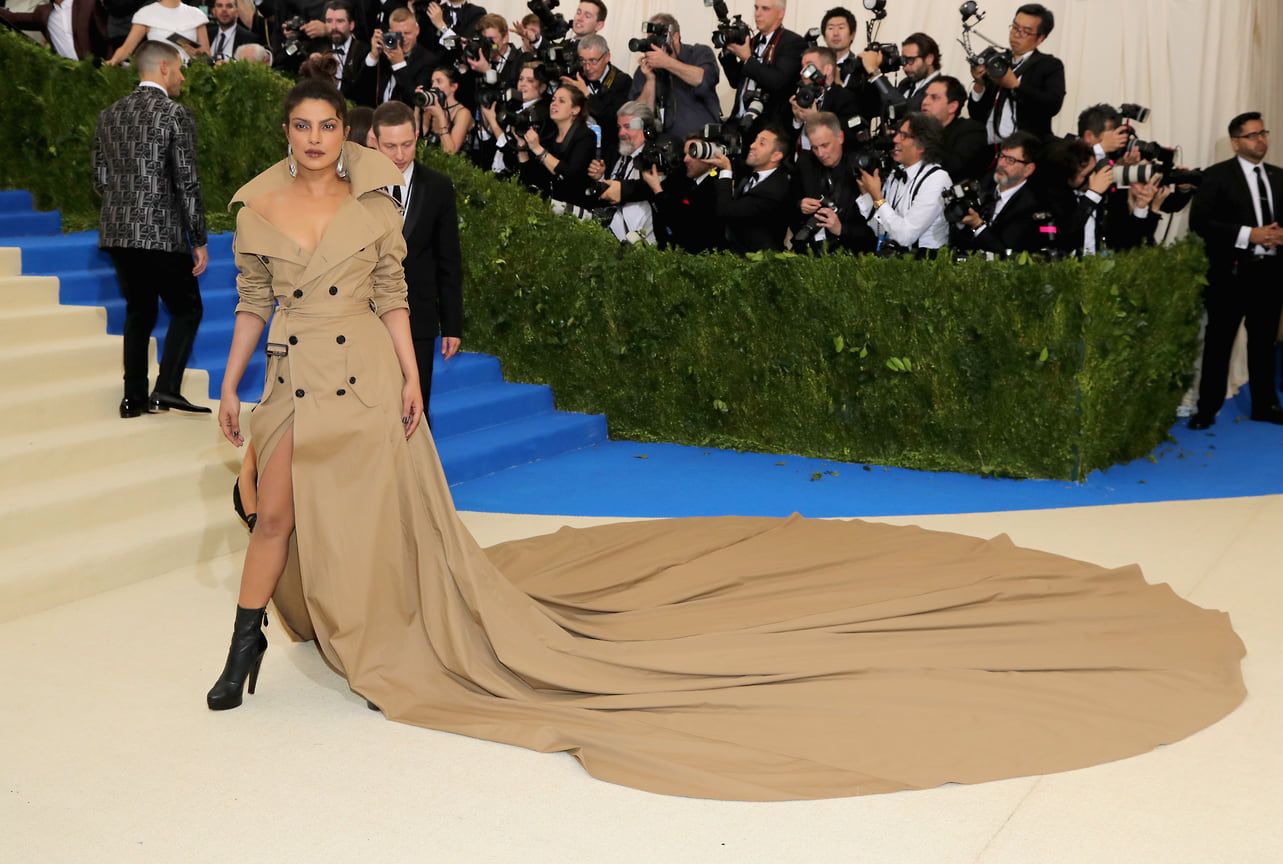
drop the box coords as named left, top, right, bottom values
left=204, top=79, right=1248, bottom=802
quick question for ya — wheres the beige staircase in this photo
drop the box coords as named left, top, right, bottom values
left=0, top=246, right=249, bottom=622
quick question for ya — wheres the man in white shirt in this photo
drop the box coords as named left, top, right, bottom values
left=856, top=112, right=953, bottom=252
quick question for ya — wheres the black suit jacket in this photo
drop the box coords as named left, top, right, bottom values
left=793, top=151, right=876, bottom=254
left=652, top=173, right=723, bottom=253
left=715, top=167, right=793, bottom=253
left=358, top=0, right=407, bottom=42
left=416, top=1, right=484, bottom=46
left=1, top=0, right=108, bottom=60
left=1047, top=185, right=1157, bottom=255
left=584, top=64, right=632, bottom=166
left=92, top=86, right=206, bottom=253
left=968, top=50, right=1065, bottom=141
left=721, top=27, right=806, bottom=131
left=402, top=163, right=463, bottom=340
left=1190, top=158, right=1283, bottom=286
left=206, top=22, right=265, bottom=61
left=950, top=178, right=1045, bottom=254
left=364, top=42, right=438, bottom=106
left=939, top=115, right=992, bottom=184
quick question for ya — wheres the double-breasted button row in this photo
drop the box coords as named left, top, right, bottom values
left=336, top=335, right=346, bottom=344
left=295, top=388, right=305, bottom=398
left=337, top=389, right=346, bottom=396
left=329, top=286, right=338, bottom=295
left=292, top=289, right=303, bottom=298
left=288, top=335, right=298, bottom=345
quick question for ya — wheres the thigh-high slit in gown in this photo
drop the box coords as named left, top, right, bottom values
left=227, top=144, right=1246, bottom=802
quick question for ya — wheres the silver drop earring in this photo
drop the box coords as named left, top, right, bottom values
left=336, top=144, right=349, bottom=180
left=287, top=143, right=297, bottom=178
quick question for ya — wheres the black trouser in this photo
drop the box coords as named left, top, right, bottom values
left=106, top=247, right=203, bottom=401
left=1196, top=257, right=1283, bottom=417
left=413, top=335, right=437, bottom=429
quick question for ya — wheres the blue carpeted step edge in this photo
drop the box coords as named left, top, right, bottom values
left=436, top=410, right=609, bottom=485
left=0, top=190, right=34, bottom=211
left=0, top=210, right=61, bottom=237
left=428, top=381, right=553, bottom=438
left=430, top=352, right=503, bottom=395
left=14, top=231, right=235, bottom=274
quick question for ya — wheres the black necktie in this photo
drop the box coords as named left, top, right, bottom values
left=214, top=32, right=226, bottom=60
left=444, top=5, right=455, bottom=27
left=1256, top=166, right=1274, bottom=225
left=738, top=172, right=759, bottom=196
left=615, top=156, right=632, bottom=180
left=331, top=44, right=344, bottom=57
left=392, top=185, right=403, bottom=204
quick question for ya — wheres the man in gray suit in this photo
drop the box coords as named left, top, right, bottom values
left=93, top=40, right=209, bottom=418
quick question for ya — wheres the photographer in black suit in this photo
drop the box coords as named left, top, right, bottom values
left=372, top=100, right=463, bottom=416
left=788, top=45, right=862, bottom=159
left=1188, top=112, right=1283, bottom=429
left=968, top=3, right=1065, bottom=143
left=302, top=0, right=369, bottom=104
left=560, top=34, right=632, bottom=168
left=950, top=131, right=1046, bottom=254
left=720, top=0, right=805, bottom=134
left=898, top=32, right=942, bottom=113
left=644, top=132, right=725, bottom=254
left=922, top=75, right=992, bottom=186
left=793, top=112, right=877, bottom=255
left=703, top=123, right=795, bottom=253
left=365, top=6, right=438, bottom=107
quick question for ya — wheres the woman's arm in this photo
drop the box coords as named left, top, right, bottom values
left=441, top=107, right=473, bottom=154
left=218, top=311, right=267, bottom=446
left=378, top=308, right=423, bottom=438
left=106, top=23, right=148, bottom=65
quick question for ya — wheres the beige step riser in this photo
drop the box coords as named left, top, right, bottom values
left=0, top=248, right=20, bottom=279
left=0, top=423, right=232, bottom=488
left=1, top=369, right=212, bottom=436
left=0, top=458, right=241, bottom=549
left=0, top=306, right=107, bottom=345
left=0, top=340, right=122, bottom=386
left=0, top=275, right=61, bottom=309
left=1, top=513, right=250, bottom=624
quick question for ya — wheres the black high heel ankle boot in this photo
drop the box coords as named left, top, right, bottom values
left=207, top=605, right=269, bottom=710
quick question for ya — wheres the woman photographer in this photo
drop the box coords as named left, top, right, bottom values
left=479, top=61, right=549, bottom=174
left=418, top=66, right=473, bottom=155
left=516, top=83, right=595, bottom=207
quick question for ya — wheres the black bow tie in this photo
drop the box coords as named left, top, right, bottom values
left=891, top=167, right=908, bottom=184
left=331, top=45, right=345, bottom=56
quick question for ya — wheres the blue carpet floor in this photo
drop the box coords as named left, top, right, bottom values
left=450, top=397, right=1283, bottom=518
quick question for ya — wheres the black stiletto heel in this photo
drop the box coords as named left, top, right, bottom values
left=207, top=606, right=268, bottom=710
left=232, top=478, right=257, bottom=532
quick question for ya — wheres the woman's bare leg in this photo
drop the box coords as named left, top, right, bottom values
left=237, top=439, right=259, bottom=517
left=237, top=427, right=294, bottom=608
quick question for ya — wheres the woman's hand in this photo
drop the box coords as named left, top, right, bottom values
left=401, top=379, right=424, bottom=439
left=219, top=394, right=244, bottom=447
left=522, top=126, right=542, bottom=151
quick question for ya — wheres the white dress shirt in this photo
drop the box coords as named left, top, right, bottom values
left=1235, top=155, right=1277, bottom=256
left=47, top=0, right=78, bottom=60
left=858, top=160, right=953, bottom=249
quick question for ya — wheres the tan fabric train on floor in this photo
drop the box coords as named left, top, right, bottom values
left=231, top=146, right=1246, bottom=801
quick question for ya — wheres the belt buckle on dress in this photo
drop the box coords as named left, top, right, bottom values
left=265, top=342, right=289, bottom=357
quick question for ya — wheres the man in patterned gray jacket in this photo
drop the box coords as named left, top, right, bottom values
left=93, top=40, right=210, bottom=418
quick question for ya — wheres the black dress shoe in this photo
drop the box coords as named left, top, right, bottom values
left=149, top=390, right=212, bottom=414
left=119, top=396, right=146, bottom=418
left=1250, top=404, right=1283, bottom=425
left=1188, top=414, right=1215, bottom=431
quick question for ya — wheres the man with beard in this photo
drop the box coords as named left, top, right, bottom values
left=586, top=101, right=660, bottom=244
left=898, top=32, right=941, bottom=113
left=703, top=123, right=795, bottom=253
left=207, top=0, right=264, bottom=64
left=793, top=112, right=877, bottom=254
left=951, top=131, right=1045, bottom=253
left=302, top=0, right=369, bottom=103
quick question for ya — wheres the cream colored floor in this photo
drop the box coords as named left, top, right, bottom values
left=3, top=498, right=1280, bottom=864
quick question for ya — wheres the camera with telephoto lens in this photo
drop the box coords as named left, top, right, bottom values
left=739, top=87, right=767, bottom=128
left=415, top=87, right=448, bottom=108
left=1112, top=163, right=1204, bottom=189
left=283, top=16, right=306, bottom=56
left=708, top=0, right=751, bottom=50
left=793, top=195, right=837, bottom=245
left=942, top=179, right=985, bottom=224
left=689, top=123, right=745, bottom=160
left=866, top=42, right=903, bottom=74
left=527, top=0, right=570, bottom=42
left=795, top=64, right=826, bottom=109
left=629, top=21, right=670, bottom=53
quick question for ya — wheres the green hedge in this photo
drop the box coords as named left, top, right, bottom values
left=1, top=29, right=1206, bottom=479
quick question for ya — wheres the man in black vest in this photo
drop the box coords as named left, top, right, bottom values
left=1188, top=112, right=1283, bottom=429
left=371, top=101, right=464, bottom=416
left=968, top=3, right=1065, bottom=143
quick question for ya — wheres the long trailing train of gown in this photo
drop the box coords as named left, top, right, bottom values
left=229, top=146, right=1246, bottom=802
